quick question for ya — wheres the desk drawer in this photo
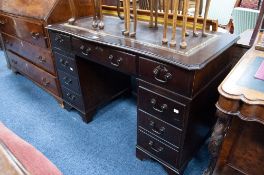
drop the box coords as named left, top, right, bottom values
left=138, top=110, right=181, bottom=147
left=0, top=14, right=47, bottom=48
left=7, top=51, right=59, bottom=97
left=137, top=129, right=179, bottom=168
left=139, top=57, right=192, bottom=96
left=72, top=38, right=136, bottom=75
left=138, top=87, right=185, bottom=128
left=50, top=32, right=71, bottom=51
left=61, top=87, right=84, bottom=112
left=54, top=52, right=78, bottom=76
left=58, top=70, right=81, bottom=94
left=3, top=33, right=55, bottom=74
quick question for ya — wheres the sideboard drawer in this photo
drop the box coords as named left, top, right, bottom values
left=0, top=14, right=47, bottom=48
left=137, top=129, right=179, bottom=168
left=54, top=52, right=78, bottom=76
left=61, top=87, right=84, bottom=112
left=139, top=57, right=192, bottom=96
left=58, top=70, right=81, bottom=94
left=50, top=32, right=71, bottom=51
left=72, top=38, right=136, bottom=75
left=138, top=110, right=182, bottom=148
left=138, top=87, right=185, bottom=129
left=7, top=51, right=59, bottom=97
left=3, top=33, right=55, bottom=74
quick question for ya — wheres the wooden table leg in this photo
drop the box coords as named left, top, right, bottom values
left=130, top=0, right=137, bottom=37
left=68, top=0, right=77, bottom=24
left=92, top=0, right=98, bottom=28
left=180, top=0, right=188, bottom=49
left=203, top=109, right=232, bottom=175
left=170, top=0, right=179, bottom=47
left=193, top=0, right=200, bottom=36
left=162, top=0, right=169, bottom=44
left=149, top=0, right=154, bottom=27
left=124, top=0, right=130, bottom=36
left=202, top=0, right=211, bottom=37
left=98, top=0, right=104, bottom=29
left=154, top=0, right=158, bottom=27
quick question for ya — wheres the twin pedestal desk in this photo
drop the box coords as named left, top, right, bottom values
left=46, top=16, right=241, bottom=175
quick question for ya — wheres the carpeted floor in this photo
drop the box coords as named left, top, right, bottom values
left=0, top=51, right=210, bottom=175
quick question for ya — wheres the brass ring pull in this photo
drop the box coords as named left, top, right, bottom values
left=150, top=98, right=168, bottom=113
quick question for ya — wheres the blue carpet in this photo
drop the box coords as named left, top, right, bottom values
left=0, top=51, right=210, bottom=175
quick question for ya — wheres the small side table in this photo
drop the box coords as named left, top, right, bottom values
left=204, top=33, right=264, bottom=175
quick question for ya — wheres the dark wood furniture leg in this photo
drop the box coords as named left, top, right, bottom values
left=203, top=109, right=232, bottom=175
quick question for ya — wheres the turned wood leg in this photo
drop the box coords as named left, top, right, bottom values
left=203, top=109, right=232, bottom=175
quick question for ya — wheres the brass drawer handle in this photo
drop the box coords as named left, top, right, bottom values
left=66, top=93, right=76, bottom=101
left=153, top=65, right=172, bottom=83
left=41, top=77, right=50, bottom=86
left=0, top=19, right=7, bottom=25
left=150, top=98, right=168, bottom=113
left=38, top=56, right=46, bottom=63
left=148, top=141, right=164, bottom=153
left=108, top=55, right=123, bottom=67
left=55, top=35, right=64, bottom=43
left=31, top=32, right=40, bottom=40
left=63, top=77, right=72, bottom=85
left=149, top=121, right=165, bottom=135
left=80, top=45, right=91, bottom=56
left=59, top=59, right=69, bottom=67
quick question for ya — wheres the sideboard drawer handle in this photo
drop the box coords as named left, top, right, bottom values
left=150, top=98, right=168, bottom=113
left=41, top=78, right=50, bottom=86
left=31, top=32, right=40, bottom=40
left=80, top=45, right=91, bottom=56
left=66, top=93, right=76, bottom=101
left=153, top=65, right=172, bottom=83
left=148, top=141, right=164, bottom=153
left=38, top=56, right=46, bottom=63
left=108, top=55, right=123, bottom=67
left=63, top=77, right=72, bottom=85
left=149, top=121, right=166, bottom=135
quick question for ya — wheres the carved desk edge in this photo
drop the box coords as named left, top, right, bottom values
left=46, top=23, right=239, bottom=71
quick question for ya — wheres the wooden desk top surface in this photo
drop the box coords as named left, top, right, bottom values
left=217, top=33, right=264, bottom=125
left=47, top=16, right=238, bottom=70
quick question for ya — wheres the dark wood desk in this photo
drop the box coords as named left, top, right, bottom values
left=47, top=16, right=242, bottom=175
left=204, top=33, right=264, bottom=175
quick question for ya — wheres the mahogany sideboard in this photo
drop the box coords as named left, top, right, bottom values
left=0, top=0, right=93, bottom=103
left=204, top=32, right=264, bottom=175
left=46, top=16, right=246, bottom=174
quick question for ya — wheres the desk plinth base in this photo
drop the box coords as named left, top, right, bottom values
left=136, top=146, right=181, bottom=175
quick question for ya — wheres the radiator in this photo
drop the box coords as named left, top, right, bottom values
left=232, top=7, right=260, bottom=35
